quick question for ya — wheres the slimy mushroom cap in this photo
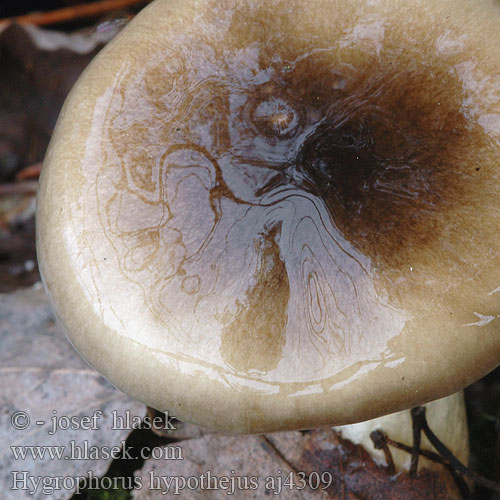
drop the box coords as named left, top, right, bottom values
left=37, top=0, right=500, bottom=433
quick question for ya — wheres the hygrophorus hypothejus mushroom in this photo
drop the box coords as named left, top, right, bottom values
left=37, top=0, right=500, bottom=490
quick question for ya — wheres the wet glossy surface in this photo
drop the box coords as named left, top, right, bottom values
left=37, top=0, right=500, bottom=431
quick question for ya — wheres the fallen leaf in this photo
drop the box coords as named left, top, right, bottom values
left=0, top=22, right=122, bottom=292
left=0, top=23, right=118, bottom=176
left=0, top=286, right=145, bottom=499
left=133, top=433, right=328, bottom=499
left=268, top=429, right=454, bottom=499
left=133, top=426, right=455, bottom=499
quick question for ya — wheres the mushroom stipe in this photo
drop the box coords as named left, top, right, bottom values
left=37, top=0, right=500, bottom=438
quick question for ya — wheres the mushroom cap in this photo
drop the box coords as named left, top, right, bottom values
left=37, top=0, right=500, bottom=433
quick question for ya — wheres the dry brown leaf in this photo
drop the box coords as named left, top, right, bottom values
left=0, top=23, right=123, bottom=293
left=269, top=429, right=454, bottom=499
left=0, top=287, right=145, bottom=499
left=133, top=433, right=328, bottom=499
left=0, top=23, right=118, bottom=176
left=133, top=427, right=453, bottom=499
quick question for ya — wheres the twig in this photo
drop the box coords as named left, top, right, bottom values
left=383, top=433, right=448, bottom=465
left=370, top=430, right=396, bottom=475
left=0, top=0, right=150, bottom=28
left=374, top=427, right=472, bottom=499
left=372, top=406, right=500, bottom=497
left=409, top=406, right=423, bottom=477
left=0, top=181, right=38, bottom=195
left=16, top=162, right=42, bottom=181
left=415, top=406, right=500, bottom=493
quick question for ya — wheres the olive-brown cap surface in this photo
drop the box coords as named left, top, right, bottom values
left=37, top=0, right=500, bottom=432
